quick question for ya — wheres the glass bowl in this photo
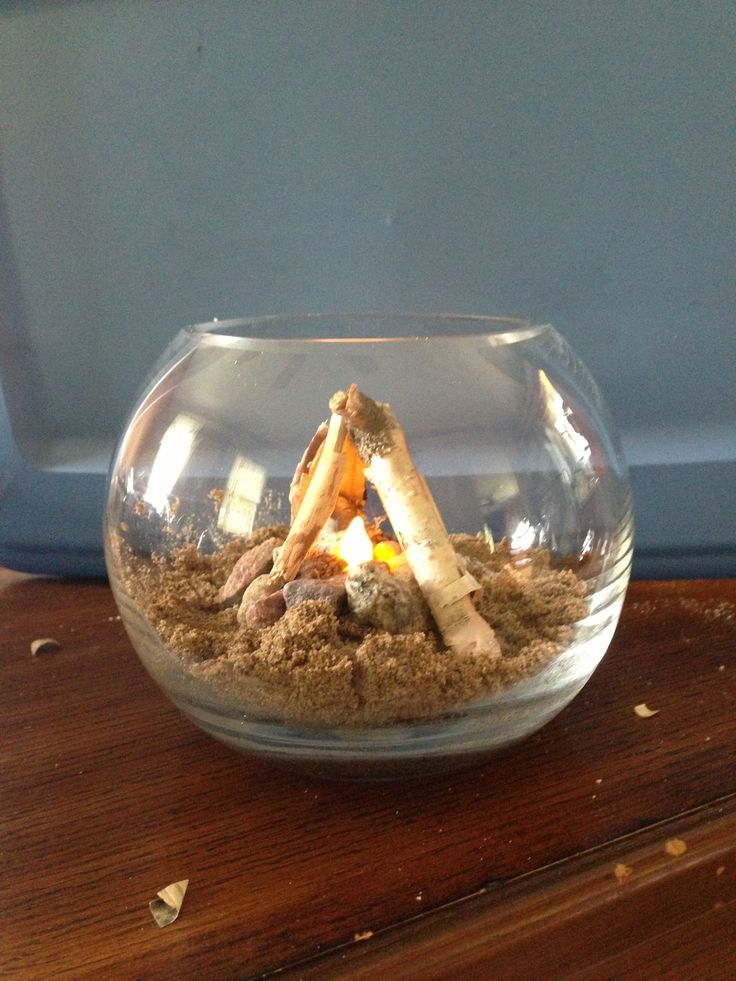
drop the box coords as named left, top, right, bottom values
left=105, top=314, right=633, bottom=778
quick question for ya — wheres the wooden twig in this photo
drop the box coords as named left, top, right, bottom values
left=331, top=434, right=367, bottom=528
left=238, top=413, right=353, bottom=623
left=289, top=420, right=329, bottom=522
left=290, top=421, right=366, bottom=529
left=273, top=412, right=348, bottom=582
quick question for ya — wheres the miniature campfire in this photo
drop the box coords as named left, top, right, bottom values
left=118, top=385, right=588, bottom=727
left=230, top=385, right=500, bottom=662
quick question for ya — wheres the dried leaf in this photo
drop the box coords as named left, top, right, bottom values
left=634, top=703, right=659, bottom=718
left=614, top=863, right=633, bottom=883
left=149, top=879, right=188, bottom=927
left=30, top=638, right=61, bottom=656
left=665, top=838, right=687, bottom=857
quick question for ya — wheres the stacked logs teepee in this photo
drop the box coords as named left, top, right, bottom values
left=228, top=385, right=499, bottom=661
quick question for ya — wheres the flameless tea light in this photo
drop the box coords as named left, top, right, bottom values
left=105, top=315, right=632, bottom=777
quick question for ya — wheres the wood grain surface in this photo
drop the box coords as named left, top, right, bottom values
left=2, top=576, right=735, bottom=979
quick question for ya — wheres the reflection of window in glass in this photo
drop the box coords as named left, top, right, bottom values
left=510, top=518, right=537, bottom=552
left=217, top=455, right=266, bottom=537
left=475, top=472, right=519, bottom=550
left=538, top=370, right=598, bottom=502
left=538, top=371, right=592, bottom=469
left=144, top=414, right=202, bottom=512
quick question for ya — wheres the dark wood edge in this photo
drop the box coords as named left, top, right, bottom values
left=276, top=795, right=736, bottom=979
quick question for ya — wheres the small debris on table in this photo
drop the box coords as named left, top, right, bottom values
left=664, top=838, right=687, bottom=857
left=634, top=703, right=659, bottom=718
left=353, top=930, right=374, bottom=942
left=30, top=638, right=61, bottom=657
left=614, top=863, right=633, bottom=883
left=149, top=879, right=189, bottom=927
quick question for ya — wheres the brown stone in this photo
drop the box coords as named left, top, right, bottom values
left=237, top=572, right=284, bottom=625
left=283, top=576, right=347, bottom=613
left=245, top=589, right=287, bottom=629
left=218, top=537, right=283, bottom=606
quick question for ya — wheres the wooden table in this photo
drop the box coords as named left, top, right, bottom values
left=2, top=573, right=735, bottom=979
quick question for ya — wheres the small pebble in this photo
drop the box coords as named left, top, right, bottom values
left=283, top=576, right=347, bottom=612
left=245, top=590, right=286, bottom=628
left=346, top=561, right=416, bottom=633
left=237, top=573, right=284, bottom=624
left=218, top=537, right=283, bottom=606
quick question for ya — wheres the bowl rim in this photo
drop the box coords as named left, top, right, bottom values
left=183, top=312, right=551, bottom=346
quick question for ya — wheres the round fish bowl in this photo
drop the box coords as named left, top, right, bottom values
left=105, top=314, right=633, bottom=778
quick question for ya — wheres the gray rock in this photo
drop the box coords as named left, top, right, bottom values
left=283, top=576, right=347, bottom=612
left=345, top=561, right=415, bottom=633
left=218, top=537, right=283, bottom=606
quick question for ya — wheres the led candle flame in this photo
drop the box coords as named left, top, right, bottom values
left=339, top=516, right=374, bottom=569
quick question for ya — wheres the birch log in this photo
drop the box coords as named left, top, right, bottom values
left=330, top=385, right=500, bottom=660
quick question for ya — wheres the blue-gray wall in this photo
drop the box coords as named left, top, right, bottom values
left=0, top=1, right=734, bottom=576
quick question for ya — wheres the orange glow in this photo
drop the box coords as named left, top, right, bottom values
left=338, top=516, right=374, bottom=568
